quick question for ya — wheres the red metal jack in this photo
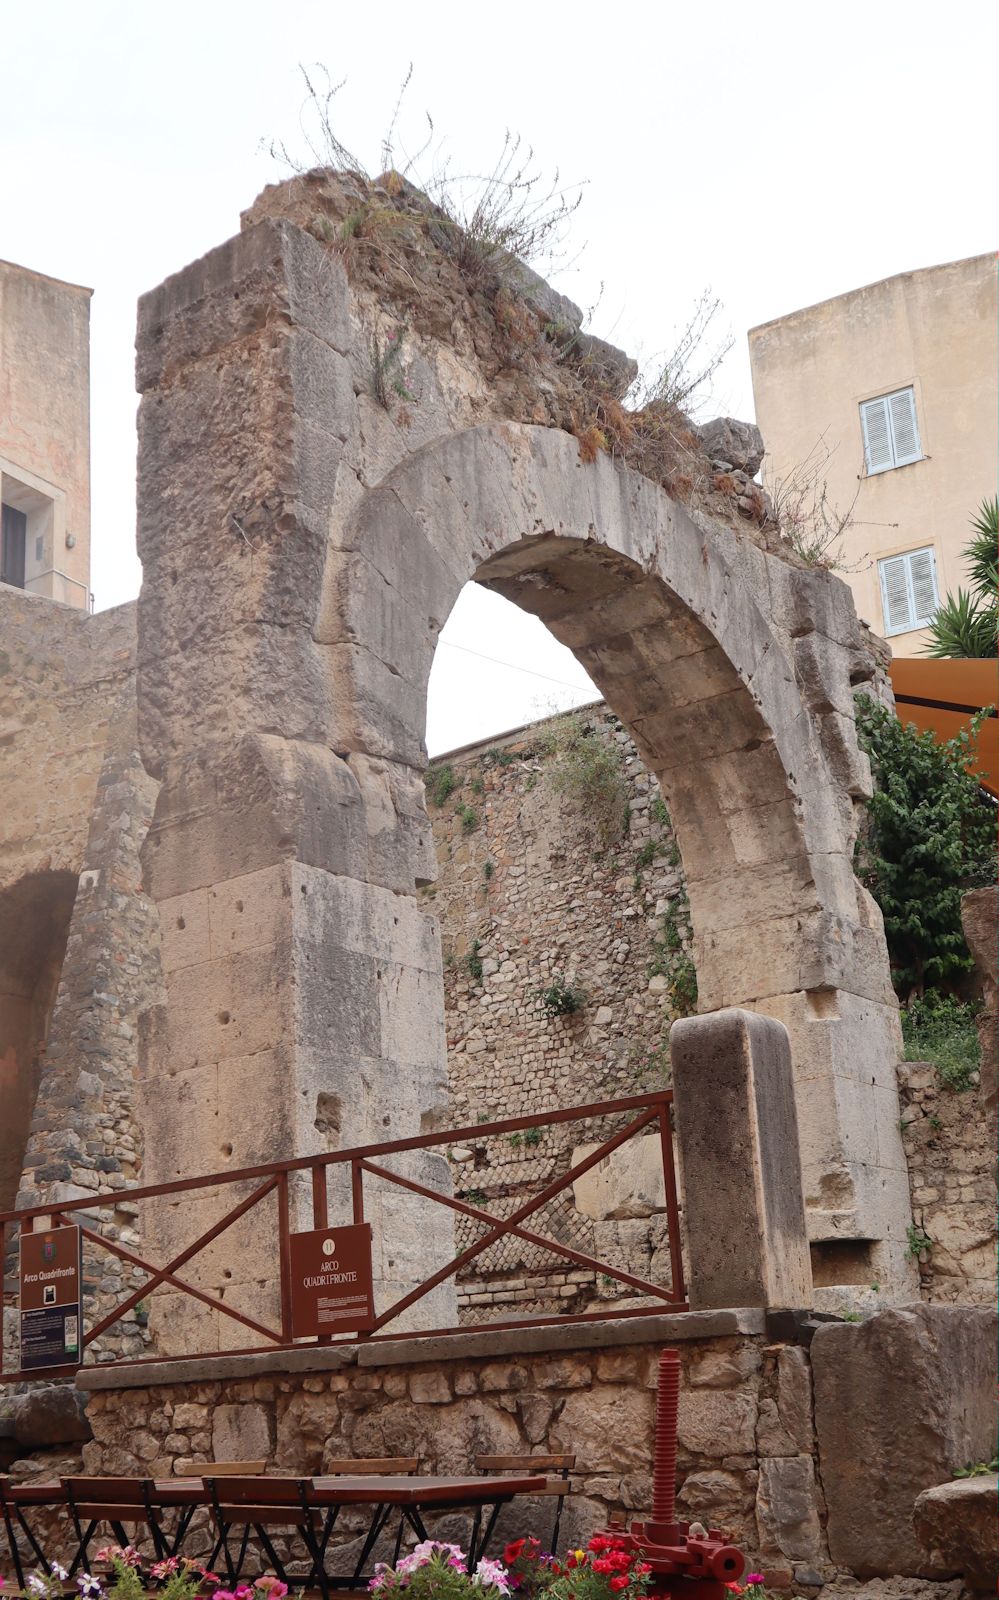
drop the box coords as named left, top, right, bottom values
left=598, top=1348, right=746, bottom=1600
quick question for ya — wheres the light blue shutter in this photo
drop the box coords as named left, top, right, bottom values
left=879, top=555, right=913, bottom=633
left=888, top=389, right=921, bottom=466
left=908, top=548, right=938, bottom=623
left=861, top=397, right=893, bottom=473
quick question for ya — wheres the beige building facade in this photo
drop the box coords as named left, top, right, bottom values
left=749, top=253, right=997, bottom=654
left=0, top=258, right=92, bottom=609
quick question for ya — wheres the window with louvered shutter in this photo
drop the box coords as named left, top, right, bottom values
left=887, top=388, right=921, bottom=465
left=877, top=546, right=939, bottom=636
left=860, top=386, right=922, bottom=474
left=861, top=397, right=893, bottom=473
left=908, top=548, right=938, bottom=622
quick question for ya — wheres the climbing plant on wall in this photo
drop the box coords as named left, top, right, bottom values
left=854, top=694, right=996, bottom=998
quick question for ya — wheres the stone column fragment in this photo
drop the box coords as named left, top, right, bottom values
left=671, top=1008, right=812, bottom=1310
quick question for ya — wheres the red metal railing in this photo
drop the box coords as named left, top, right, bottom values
left=0, top=1092, right=685, bottom=1383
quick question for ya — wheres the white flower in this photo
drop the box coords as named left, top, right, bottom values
left=473, top=1558, right=511, bottom=1594
left=51, top=1567, right=68, bottom=1583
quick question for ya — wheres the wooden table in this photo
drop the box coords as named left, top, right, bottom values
left=1, top=1473, right=549, bottom=1591
left=309, top=1474, right=548, bottom=1586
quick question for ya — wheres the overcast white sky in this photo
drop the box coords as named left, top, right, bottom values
left=2, top=1, right=993, bottom=753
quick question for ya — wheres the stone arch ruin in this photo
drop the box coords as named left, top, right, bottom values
left=134, top=191, right=916, bottom=1334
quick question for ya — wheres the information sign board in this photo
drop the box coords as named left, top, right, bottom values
left=19, top=1225, right=83, bottom=1372
left=288, top=1222, right=375, bottom=1338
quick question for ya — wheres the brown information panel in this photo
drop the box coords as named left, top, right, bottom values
left=289, top=1222, right=376, bottom=1337
left=20, top=1225, right=83, bottom=1372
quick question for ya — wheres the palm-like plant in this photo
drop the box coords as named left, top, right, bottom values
left=923, top=497, right=998, bottom=658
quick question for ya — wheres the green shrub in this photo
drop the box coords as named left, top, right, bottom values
left=650, top=794, right=671, bottom=829
left=635, top=839, right=661, bottom=870
left=906, top=1222, right=933, bottom=1259
left=855, top=695, right=996, bottom=996
left=543, top=715, right=629, bottom=847
left=649, top=890, right=697, bottom=1017
left=458, top=803, right=479, bottom=834
left=536, top=974, right=586, bottom=1019
left=464, top=939, right=484, bottom=983
left=902, top=992, right=981, bottom=1090
left=425, top=764, right=457, bottom=807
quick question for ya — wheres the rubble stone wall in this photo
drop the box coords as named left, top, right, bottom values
left=898, top=1067, right=994, bottom=1305
left=72, top=1314, right=831, bottom=1587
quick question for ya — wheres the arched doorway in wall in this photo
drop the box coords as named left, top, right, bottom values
left=0, top=869, right=77, bottom=1211
left=332, top=422, right=914, bottom=1299
left=425, top=582, right=698, bottom=1322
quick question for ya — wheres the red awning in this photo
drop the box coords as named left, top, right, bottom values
left=889, top=657, right=999, bottom=798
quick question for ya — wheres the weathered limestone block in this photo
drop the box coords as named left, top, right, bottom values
left=211, top=1402, right=274, bottom=1463
left=677, top=1469, right=753, bottom=1534
left=571, top=1135, right=666, bottom=1219
left=671, top=1009, right=812, bottom=1309
left=551, top=1384, right=654, bottom=1471
left=748, top=985, right=916, bottom=1298
left=913, top=1476, right=998, bottom=1590
left=755, top=1456, right=824, bottom=1563
left=756, top=1347, right=814, bottom=1456
left=677, top=1387, right=758, bottom=1458
left=687, top=1344, right=762, bottom=1389
left=812, top=1304, right=997, bottom=1575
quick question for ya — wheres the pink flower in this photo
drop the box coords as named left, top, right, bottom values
left=747, top=1577, right=766, bottom=1587
left=473, top=1556, right=511, bottom=1593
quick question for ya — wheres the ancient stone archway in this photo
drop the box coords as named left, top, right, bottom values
left=135, top=207, right=915, bottom=1329
left=325, top=423, right=914, bottom=1290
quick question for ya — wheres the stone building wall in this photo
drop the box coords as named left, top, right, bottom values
left=429, top=704, right=996, bottom=1316
left=0, top=590, right=161, bottom=1371
left=0, top=260, right=92, bottom=607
